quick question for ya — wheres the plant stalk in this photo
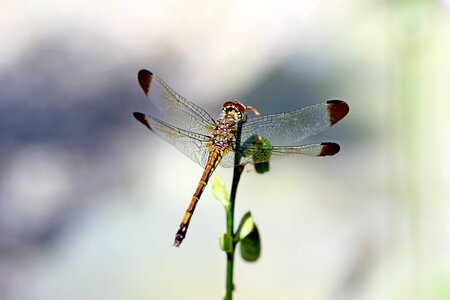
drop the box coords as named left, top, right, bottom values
left=224, top=122, right=244, bottom=300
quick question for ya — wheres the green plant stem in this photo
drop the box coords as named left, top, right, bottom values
left=225, top=164, right=244, bottom=300
left=224, top=123, right=244, bottom=300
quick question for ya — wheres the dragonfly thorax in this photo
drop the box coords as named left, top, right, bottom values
left=209, top=118, right=237, bottom=151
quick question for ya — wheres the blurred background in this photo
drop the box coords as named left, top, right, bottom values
left=1, top=0, right=449, bottom=299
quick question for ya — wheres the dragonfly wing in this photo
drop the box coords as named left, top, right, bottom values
left=138, top=69, right=215, bottom=136
left=249, top=142, right=340, bottom=163
left=134, top=112, right=211, bottom=168
left=219, top=142, right=339, bottom=167
left=219, top=151, right=242, bottom=168
left=241, top=100, right=349, bottom=146
left=219, top=153, right=253, bottom=168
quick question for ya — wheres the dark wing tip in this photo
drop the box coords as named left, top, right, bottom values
left=133, top=112, right=152, bottom=130
left=319, top=142, right=340, bottom=156
left=138, top=69, right=153, bottom=95
left=327, top=100, right=349, bottom=125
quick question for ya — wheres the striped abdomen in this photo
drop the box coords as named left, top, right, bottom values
left=173, top=150, right=223, bottom=247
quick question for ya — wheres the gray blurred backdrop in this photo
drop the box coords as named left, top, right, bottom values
left=1, top=1, right=449, bottom=299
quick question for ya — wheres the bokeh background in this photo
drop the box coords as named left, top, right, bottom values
left=1, top=0, right=449, bottom=299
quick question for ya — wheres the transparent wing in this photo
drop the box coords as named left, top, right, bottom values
left=134, top=112, right=211, bottom=168
left=138, top=69, right=215, bottom=136
left=219, top=151, right=237, bottom=168
left=219, top=142, right=340, bottom=167
left=241, top=100, right=349, bottom=146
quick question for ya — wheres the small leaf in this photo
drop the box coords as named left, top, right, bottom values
left=240, top=225, right=261, bottom=262
left=254, top=162, right=270, bottom=174
left=236, top=212, right=255, bottom=242
left=241, top=134, right=272, bottom=174
left=212, top=176, right=229, bottom=207
left=219, top=234, right=233, bottom=253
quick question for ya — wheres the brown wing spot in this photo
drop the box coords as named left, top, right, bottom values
left=327, top=100, right=349, bottom=125
left=133, top=112, right=152, bottom=130
left=319, top=142, right=340, bottom=156
left=138, top=69, right=153, bottom=95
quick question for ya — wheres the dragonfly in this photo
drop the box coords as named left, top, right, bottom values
left=133, top=69, right=349, bottom=247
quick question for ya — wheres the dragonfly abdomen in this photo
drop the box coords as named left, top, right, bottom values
left=173, top=150, right=223, bottom=247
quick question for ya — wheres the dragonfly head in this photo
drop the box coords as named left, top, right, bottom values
left=222, top=100, right=247, bottom=122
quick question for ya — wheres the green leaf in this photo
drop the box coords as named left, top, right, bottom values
left=236, top=212, right=255, bottom=242
left=240, top=224, right=261, bottom=262
left=241, top=134, right=272, bottom=174
left=219, top=234, right=233, bottom=253
left=212, top=176, right=229, bottom=207
left=254, top=162, right=270, bottom=174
